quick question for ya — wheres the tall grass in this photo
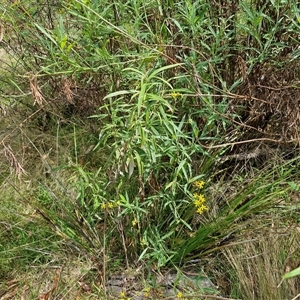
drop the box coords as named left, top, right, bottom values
left=0, top=0, right=300, bottom=298
left=222, top=228, right=300, bottom=299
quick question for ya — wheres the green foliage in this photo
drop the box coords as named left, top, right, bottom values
left=283, top=267, right=300, bottom=279
left=0, top=0, right=300, bottom=297
left=173, top=157, right=299, bottom=262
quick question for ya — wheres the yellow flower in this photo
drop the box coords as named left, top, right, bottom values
left=193, top=180, right=205, bottom=189
left=107, top=202, right=114, bottom=209
left=194, top=198, right=204, bottom=207
left=192, top=192, right=208, bottom=214
left=143, top=286, right=151, bottom=297
left=119, top=291, right=131, bottom=300
left=193, top=193, right=205, bottom=206
left=101, top=203, right=106, bottom=209
left=132, top=219, right=138, bottom=226
left=141, top=238, right=148, bottom=246
left=196, top=204, right=208, bottom=214
left=177, top=291, right=188, bottom=299
left=171, top=91, right=181, bottom=99
left=115, top=200, right=121, bottom=206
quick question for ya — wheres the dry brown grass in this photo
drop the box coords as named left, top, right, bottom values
left=0, top=255, right=102, bottom=300
left=221, top=225, right=300, bottom=300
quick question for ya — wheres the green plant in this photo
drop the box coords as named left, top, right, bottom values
left=1, top=0, right=300, bottom=298
left=173, top=157, right=300, bottom=263
left=283, top=267, right=300, bottom=279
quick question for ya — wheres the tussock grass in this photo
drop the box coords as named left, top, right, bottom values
left=222, top=227, right=300, bottom=299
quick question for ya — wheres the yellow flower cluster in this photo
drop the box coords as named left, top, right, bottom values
left=192, top=180, right=208, bottom=214
left=193, top=180, right=205, bottom=189
left=171, top=91, right=182, bottom=99
left=143, top=286, right=151, bottom=297
left=193, top=193, right=205, bottom=206
left=101, top=200, right=121, bottom=210
left=193, top=193, right=208, bottom=214
left=131, top=219, right=138, bottom=226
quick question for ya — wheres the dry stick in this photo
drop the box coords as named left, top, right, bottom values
left=291, top=294, right=300, bottom=300
left=198, top=137, right=298, bottom=150
left=0, top=22, right=4, bottom=42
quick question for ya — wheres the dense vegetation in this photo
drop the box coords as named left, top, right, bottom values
left=0, top=0, right=299, bottom=298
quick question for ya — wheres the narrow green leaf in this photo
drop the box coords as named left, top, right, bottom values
left=137, top=81, right=146, bottom=116
left=103, top=90, right=136, bottom=100
left=34, top=23, right=57, bottom=45
left=148, top=63, right=183, bottom=79
left=283, top=267, right=300, bottom=279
